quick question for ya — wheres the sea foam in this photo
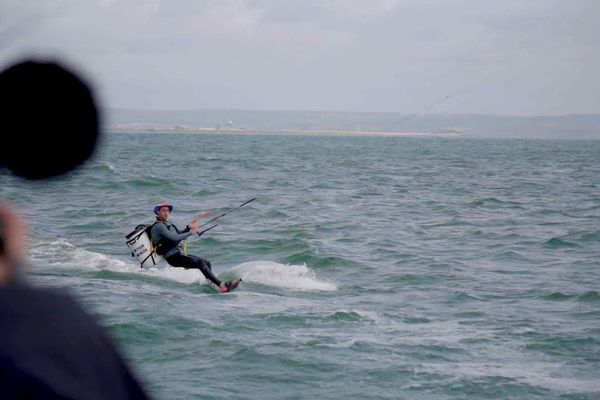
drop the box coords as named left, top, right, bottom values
left=231, top=260, right=337, bottom=292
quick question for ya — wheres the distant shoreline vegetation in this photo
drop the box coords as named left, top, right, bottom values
left=105, top=108, right=600, bottom=139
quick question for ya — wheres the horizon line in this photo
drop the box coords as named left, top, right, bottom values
left=103, top=107, right=600, bottom=118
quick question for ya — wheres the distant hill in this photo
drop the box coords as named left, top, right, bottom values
left=105, top=108, right=600, bottom=139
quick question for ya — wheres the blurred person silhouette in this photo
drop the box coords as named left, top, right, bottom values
left=0, top=60, right=151, bottom=399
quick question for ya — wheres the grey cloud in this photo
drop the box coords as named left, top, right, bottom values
left=1, top=0, right=598, bottom=114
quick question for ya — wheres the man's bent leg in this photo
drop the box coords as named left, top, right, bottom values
left=166, top=253, right=221, bottom=286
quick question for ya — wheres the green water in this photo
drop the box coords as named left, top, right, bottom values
left=2, top=133, right=599, bottom=399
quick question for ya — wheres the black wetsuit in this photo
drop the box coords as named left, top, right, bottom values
left=150, top=219, right=222, bottom=286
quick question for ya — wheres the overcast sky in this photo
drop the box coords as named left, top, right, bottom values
left=1, top=0, right=599, bottom=115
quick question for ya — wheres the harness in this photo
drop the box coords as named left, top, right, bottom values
left=150, top=220, right=187, bottom=256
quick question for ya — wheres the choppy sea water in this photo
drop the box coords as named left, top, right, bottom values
left=2, top=133, right=599, bottom=399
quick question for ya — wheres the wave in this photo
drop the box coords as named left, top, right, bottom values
left=328, top=310, right=363, bottom=322
left=119, top=177, right=175, bottom=189
left=563, top=230, right=600, bottom=243
left=449, top=290, right=485, bottom=303
left=466, top=197, right=525, bottom=209
left=28, top=238, right=216, bottom=285
left=281, top=250, right=353, bottom=269
left=525, top=335, right=600, bottom=358
left=28, top=239, right=336, bottom=291
left=578, top=230, right=600, bottom=242
left=540, top=292, right=574, bottom=301
left=86, top=162, right=116, bottom=173
left=543, top=237, right=578, bottom=248
left=231, top=261, right=337, bottom=292
left=29, top=238, right=103, bottom=267
left=390, top=273, right=440, bottom=286
left=578, top=290, right=600, bottom=302
left=541, top=291, right=600, bottom=303
left=544, top=230, right=600, bottom=248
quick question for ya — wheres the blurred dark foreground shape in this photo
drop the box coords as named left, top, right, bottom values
left=0, top=60, right=151, bottom=399
left=0, top=60, right=100, bottom=179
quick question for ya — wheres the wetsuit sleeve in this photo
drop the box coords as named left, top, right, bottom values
left=151, top=223, right=192, bottom=244
left=173, top=224, right=191, bottom=234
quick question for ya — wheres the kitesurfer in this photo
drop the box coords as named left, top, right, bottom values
left=150, top=201, right=240, bottom=293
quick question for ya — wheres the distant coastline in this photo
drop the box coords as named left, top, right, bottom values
left=105, top=108, right=600, bottom=139
left=108, top=125, right=463, bottom=137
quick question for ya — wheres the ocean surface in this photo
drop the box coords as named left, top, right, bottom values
left=2, top=133, right=599, bottom=399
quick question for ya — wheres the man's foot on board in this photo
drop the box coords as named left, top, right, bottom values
left=218, top=279, right=242, bottom=293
